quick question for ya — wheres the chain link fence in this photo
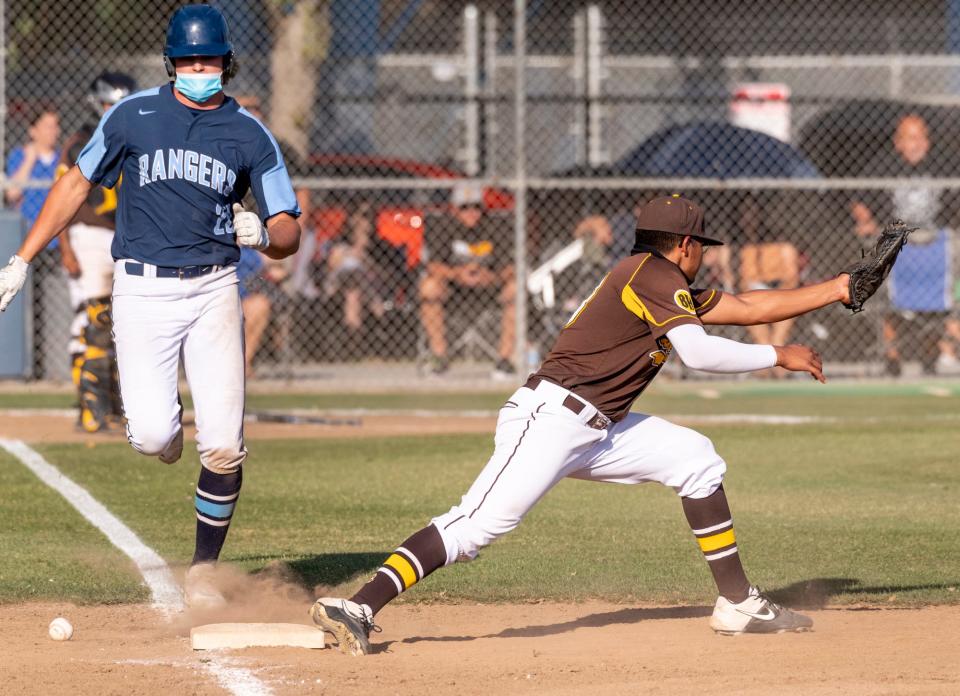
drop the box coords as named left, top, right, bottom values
left=4, top=0, right=960, bottom=386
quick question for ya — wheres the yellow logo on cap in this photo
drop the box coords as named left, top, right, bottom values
left=674, top=289, right=696, bottom=314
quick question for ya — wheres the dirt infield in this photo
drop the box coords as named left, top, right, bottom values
left=3, top=409, right=958, bottom=694
left=0, top=411, right=496, bottom=444
left=2, top=601, right=957, bottom=695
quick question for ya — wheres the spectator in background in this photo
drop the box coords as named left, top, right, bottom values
left=572, top=214, right=615, bottom=271
left=238, top=248, right=291, bottom=377
left=420, top=183, right=516, bottom=377
left=737, top=194, right=802, bottom=376
left=323, top=198, right=407, bottom=356
left=235, top=94, right=317, bottom=288
left=529, top=213, right=617, bottom=349
left=232, top=96, right=314, bottom=374
left=6, top=106, right=61, bottom=231
left=850, top=113, right=960, bottom=375
left=7, top=105, right=63, bottom=378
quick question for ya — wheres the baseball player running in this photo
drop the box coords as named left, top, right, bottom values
left=58, top=71, right=138, bottom=433
left=310, top=195, right=901, bottom=655
left=0, top=5, right=301, bottom=607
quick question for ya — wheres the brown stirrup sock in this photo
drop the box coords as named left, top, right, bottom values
left=682, top=485, right=751, bottom=603
left=351, top=523, right=447, bottom=615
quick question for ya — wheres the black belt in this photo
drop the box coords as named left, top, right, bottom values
left=124, top=262, right=219, bottom=279
left=523, top=376, right=612, bottom=430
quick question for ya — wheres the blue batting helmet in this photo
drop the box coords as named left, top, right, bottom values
left=163, top=5, right=234, bottom=77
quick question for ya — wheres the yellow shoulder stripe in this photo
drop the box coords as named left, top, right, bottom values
left=696, top=289, right=718, bottom=311
left=620, top=254, right=700, bottom=327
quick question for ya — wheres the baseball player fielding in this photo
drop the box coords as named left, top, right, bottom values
left=308, top=194, right=906, bottom=654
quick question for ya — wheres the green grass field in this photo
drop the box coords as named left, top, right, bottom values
left=3, top=378, right=960, bottom=413
left=1, top=385, right=958, bottom=609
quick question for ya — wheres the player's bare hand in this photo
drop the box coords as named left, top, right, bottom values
left=775, top=344, right=825, bottom=383
left=835, top=272, right=851, bottom=306
left=232, top=203, right=270, bottom=251
left=0, top=255, right=29, bottom=312
left=458, top=263, right=489, bottom=287
left=60, top=250, right=81, bottom=278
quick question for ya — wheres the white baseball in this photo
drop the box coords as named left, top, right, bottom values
left=48, top=617, right=73, bottom=641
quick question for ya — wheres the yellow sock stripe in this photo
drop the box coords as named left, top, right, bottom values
left=384, top=553, right=417, bottom=589
left=697, top=528, right=736, bottom=553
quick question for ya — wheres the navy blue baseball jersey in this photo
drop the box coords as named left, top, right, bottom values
left=77, top=84, right=300, bottom=267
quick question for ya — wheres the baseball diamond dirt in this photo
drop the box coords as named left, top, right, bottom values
left=1, top=601, right=958, bottom=695
left=1, top=406, right=958, bottom=695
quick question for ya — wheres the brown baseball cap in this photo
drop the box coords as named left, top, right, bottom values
left=635, top=194, right=724, bottom=246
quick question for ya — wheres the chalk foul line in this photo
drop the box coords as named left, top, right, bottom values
left=0, top=438, right=274, bottom=696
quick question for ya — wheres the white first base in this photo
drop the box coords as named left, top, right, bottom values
left=191, top=623, right=326, bottom=650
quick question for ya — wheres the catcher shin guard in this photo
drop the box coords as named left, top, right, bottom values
left=71, top=351, right=83, bottom=388
left=351, top=523, right=447, bottom=615
left=682, top=485, right=751, bottom=603
left=78, top=299, right=116, bottom=433
left=70, top=351, right=84, bottom=426
left=109, top=354, right=123, bottom=420
left=193, top=465, right=242, bottom=564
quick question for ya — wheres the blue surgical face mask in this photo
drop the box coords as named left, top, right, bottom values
left=174, top=72, right=223, bottom=103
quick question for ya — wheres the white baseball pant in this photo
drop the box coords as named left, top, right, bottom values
left=432, top=378, right=726, bottom=564
left=111, top=260, right=246, bottom=474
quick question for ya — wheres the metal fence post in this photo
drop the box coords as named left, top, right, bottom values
left=586, top=4, right=607, bottom=167
left=1, top=0, right=6, bottom=180
left=572, top=9, right=585, bottom=166
left=463, top=4, right=481, bottom=176
left=483, top=8, right=498, bottom=178
left=513, top=0, right=528, bottom=375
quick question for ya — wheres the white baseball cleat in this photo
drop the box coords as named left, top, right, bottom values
left=710, top=585, right=813, bottom=635
left=309, top=598, right=378, bottom=656
left=184, top=563, right=227, bottom=610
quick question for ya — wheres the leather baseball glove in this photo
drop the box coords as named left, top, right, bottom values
left=843, top=219, right=915, bottom=313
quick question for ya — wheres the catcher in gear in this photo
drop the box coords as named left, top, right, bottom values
left=842, top=219, right=914, bottom=313
left=306, top=195, right=908, bottom=655
left=59, top=71, right=138, bottom=433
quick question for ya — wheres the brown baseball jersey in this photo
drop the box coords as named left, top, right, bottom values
left=534, top=248, right=722, bottom=421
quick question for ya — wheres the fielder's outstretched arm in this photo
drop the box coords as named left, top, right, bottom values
left=701, top=274, right=850, bottom=327
left=14, top=165, right=93, bottom=263
left=666, top=324, right=825, bottom=383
